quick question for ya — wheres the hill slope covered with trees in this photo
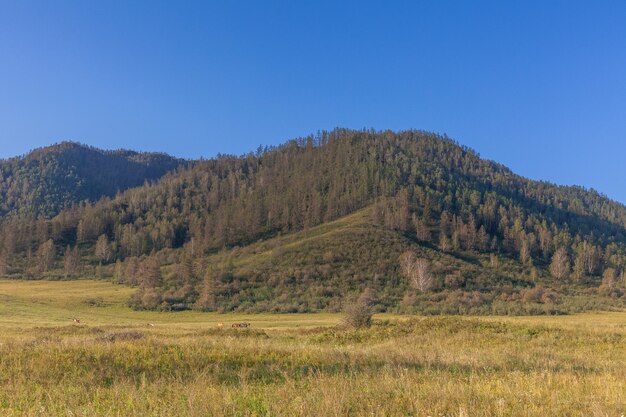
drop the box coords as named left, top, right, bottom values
left=1, top=129, right=625, bottom=314
left=0, top=141, right=183, bottom=218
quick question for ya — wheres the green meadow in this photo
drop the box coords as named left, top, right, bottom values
left=0, top=279, right=624, bottom=416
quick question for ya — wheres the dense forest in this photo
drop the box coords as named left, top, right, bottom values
left=0, top=141, right=183, bottom=218
left=1, top=129, right=625, bottom=314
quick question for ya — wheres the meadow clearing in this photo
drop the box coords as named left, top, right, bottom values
left=0, top=279, right=624, bottom=416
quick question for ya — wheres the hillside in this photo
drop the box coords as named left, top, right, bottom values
left=1, top=129, right=625, bottom=313
left=0, top=141, right=183, bottom=218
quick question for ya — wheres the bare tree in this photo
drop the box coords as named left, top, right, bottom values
left=95, top=234, right=112, bottom=264
left=63, top=245, right=81, bottom=278
left=573, top=241, right=601, bottom=278
left=549, top=247, right=570, bottom=280
left=399, top=251, right=434, bottom=292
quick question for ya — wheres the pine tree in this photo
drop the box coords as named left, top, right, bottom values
left=476, top=226, right=489, bottom=252
left=490, top=254, right=500, bottom=270
left=141, top=257, right=162, bottom=289
left=0, top=252, right=8, bottom=276
left=439, top=233, right=451, bottom=252
left=113, top=259, right=123, bottom=283
left=0, top=225, right=16, bottom=272
left=414, top=216, right=431, bottom=242
left=37, top=239, right=56, bottom=274
left=124, top=257, right=139, bottom=286
left=519, top=238, right=531, bottom=265
left=195, top=267, right=217, bottom=311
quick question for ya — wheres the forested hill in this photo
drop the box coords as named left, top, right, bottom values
left=1, top=129, right=625, bottom=314
left=0, top=141, right=183, bottom=218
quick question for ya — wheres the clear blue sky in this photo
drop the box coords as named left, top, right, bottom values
left=1, top=1, right=625, bottom=202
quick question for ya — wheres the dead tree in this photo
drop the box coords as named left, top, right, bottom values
left=399, top=251, right=434, bottom=292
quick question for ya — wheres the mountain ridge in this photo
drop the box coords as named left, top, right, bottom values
left=1, top=129, right=625, bottom=314
left=0, top=141, right=184, bottom=218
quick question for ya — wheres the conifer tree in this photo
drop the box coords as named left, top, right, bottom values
left=37, top=239, right=56, bottom=274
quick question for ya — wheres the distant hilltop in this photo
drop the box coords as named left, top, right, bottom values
left=0, top=141, right=184, bottom=218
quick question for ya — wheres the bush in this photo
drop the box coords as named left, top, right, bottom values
left=83, top=297, right=106, bottom=307
left=129, top=288, right=163, bottom=310
left=342, top=299, right=372, bottom=329
left=521, top=286, right=560, bottom=304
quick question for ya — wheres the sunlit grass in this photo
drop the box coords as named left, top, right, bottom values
left=0, top=279, right=625, bottom=416
left=0, top=279, right=341, bottom=334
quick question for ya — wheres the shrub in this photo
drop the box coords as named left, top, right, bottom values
left=342, top=295, right=373, bottom=329
left=445, top=290, right=486, bottom=307
left=521, top=286, right=560, bottom=304
left=83, top=297, right=106, bottom=307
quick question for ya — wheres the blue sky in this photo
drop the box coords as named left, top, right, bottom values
left=1, top=1, right=625, bottom=202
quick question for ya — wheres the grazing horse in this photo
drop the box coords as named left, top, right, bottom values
left=73, top=318, right=81, bottom=324
left=231, top=322, right=251, bottom=328
left=217, top=323, right=224, bottom=329
left=147, top=323, right=155, bottom=327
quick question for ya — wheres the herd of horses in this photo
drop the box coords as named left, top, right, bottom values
left=72, top=319, right=251, bottom=329
left=219, top=322, right=251, bottom=328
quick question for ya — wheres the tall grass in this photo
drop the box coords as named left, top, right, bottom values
left=0, top=280, right=624, bottom=416
left=0, top=317, right=624, bottom=416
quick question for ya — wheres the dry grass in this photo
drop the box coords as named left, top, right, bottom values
left=0, top=279, right=625, bottom=416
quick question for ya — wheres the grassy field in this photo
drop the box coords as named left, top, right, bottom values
left=0, top=279, right=625, bottom=416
